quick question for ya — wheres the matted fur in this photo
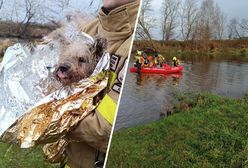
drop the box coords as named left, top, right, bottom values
left=55, top=37, right=107, bottom=85
left=41, top=12, right=107, bottom=85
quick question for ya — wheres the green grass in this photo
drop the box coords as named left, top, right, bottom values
left=106, top=93, right=248, bottom=168
left=0, top=142, right=59, bottom=168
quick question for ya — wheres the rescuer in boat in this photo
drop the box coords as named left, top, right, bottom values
left=134, top=50, right=142, bottom=65
left=172, top=56, right=179, bottom=67
left=154, top=53, right=159, bottom=67
left=152, top=52, right=165, bottom=68
left=134, top=50, right=150, bottom=71
left=146, top=54, right=154, bottom=67
left=134, top=50, right=143, bottom=73
left=158, top=54, right=165, bottom=67
left=156, top=54, right=165, bottom=67
left=142, top=52, right=149, bottom=67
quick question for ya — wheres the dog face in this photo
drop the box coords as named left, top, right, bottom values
left=55, top=37, right=107, bottom=85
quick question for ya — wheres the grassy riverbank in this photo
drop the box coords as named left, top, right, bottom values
left=159, top=48, right=248, bottom=60
left=106, top=92, right=248, bottom=168
left=0, top=142, right=58, bottom=168
left=133, top=40, right=248, bottom=61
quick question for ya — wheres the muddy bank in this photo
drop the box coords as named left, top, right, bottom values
left=0, top=21, right=57, bottom=39
left=0, top=21, right=58, bottom=58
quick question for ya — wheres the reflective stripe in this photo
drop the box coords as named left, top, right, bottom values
left=107, top=71, right=117, bottom=91
left=137, top=51, right=142, bottom=55
left=96, top=70, right=117, bottom=125
left=97, top=94, right=117, bottom=125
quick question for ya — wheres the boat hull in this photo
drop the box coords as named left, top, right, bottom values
left=130, top=64, right=183, bottom=74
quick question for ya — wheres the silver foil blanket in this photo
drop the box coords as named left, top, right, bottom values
left=0, top=28, right=110, bottom=162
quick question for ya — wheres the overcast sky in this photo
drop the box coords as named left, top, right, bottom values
left=151, top=0, right=248, bottom=18
left=0, top=0, right=102, bottom=22
left=150, top=0, right=248, bottom=39
left=66, top=0, right=102, bottom=14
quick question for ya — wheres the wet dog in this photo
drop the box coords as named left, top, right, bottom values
left=41, top=12, right=107, bottom=85
left=28, top=12, right=107, bottom=86
left=55, top=36, right=107, bottom=85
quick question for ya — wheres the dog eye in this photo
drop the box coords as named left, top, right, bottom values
left=79, top=57, right=86, bottom=63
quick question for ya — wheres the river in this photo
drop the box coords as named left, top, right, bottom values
left=114, top=56, right=248, bottom=130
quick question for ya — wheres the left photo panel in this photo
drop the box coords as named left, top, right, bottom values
left=0, top=0, right=141, bottom=168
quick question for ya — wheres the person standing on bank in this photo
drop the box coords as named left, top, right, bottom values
left=63, top=0, right=140, bottom=168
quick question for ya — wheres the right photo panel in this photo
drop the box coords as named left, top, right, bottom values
left=106, top=0, right=248, bottom=167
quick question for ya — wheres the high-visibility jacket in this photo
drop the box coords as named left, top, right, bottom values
left=65, top=2, right=141, bottom=168
left=158, top=54, right=165, bottom=64
left=80, top=1, right=140, bottom=125
left=136, top=50, right=142, bottom=56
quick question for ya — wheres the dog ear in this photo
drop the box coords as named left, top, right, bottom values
left=91, top=36, right=107, bottom=59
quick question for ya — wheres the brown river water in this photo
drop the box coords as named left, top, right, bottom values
left=114, top=57, right=248, bottom=130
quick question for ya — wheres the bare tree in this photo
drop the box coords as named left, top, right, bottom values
left=135, top=0, right=159, bottom=50
left=136, top=0, right=154, bottom=41
left=179, top=0, right=198, bottom=41
left=195, top=0, right=227, bottom=41
left=32, top=0, right=71, bottom=23
left=239, top=19, right=248, bottom=34
left=160, top=0, right=180, bottom=41
left=227, top=18, right=243, bottom=39
left=4, top=0, right=70, bottom=36
left=0, top=0, right=4, bottom=10
left=56, top=0, right=70, bottom=9
left=212, top=4, right=226, bottom=40
left=198, top=0, right=215, bottom=40
left=19, top=0, right=36, bottom=36
left=1, top=0, right=70, bottom=23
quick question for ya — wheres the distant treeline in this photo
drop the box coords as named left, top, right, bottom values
left=134, top=39, right=248, bottom=51
left=133, top=39, right=248, bottom=58
left=0, top=21, right=57, bottom=39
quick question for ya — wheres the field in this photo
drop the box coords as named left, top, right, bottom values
left=0, top=142, right=59, bottom=168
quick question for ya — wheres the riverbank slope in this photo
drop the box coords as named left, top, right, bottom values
left=106, top=92, right=248, bottom=167
left=133, top=40, right=248, bottom=60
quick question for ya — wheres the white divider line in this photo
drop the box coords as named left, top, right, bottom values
left=103, top=0, right=143, bottom=167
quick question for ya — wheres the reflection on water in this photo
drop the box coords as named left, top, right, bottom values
left=115, top=59, right=248, bottom=130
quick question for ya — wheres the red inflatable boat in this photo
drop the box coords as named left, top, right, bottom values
left=130, top=64, right=183, bottom=74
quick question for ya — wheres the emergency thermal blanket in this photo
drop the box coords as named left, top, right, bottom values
left=0, top=28, right=110, bottom=162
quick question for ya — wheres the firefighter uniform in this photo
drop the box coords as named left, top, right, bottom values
left=65, top=1, right=140, bottom=168
left=173, top=56, right=179, bottom=67
left=158, top=54, right=165, bottom=67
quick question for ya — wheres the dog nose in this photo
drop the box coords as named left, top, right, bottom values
left=59, top=64, right=70, bottom=73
